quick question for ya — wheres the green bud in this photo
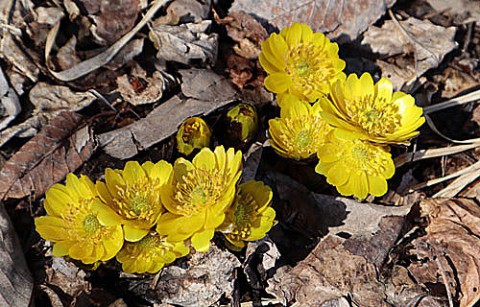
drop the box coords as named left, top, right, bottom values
left=176, top=117, right=212, bottom=155
left=224, top=103, right=258, bottom=145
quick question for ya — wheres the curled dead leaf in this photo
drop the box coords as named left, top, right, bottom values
left=149, top=20, right=218, bottom=65
left=408, top=198, right=480, bottom=307
left=153, top=245, right=241, bottom=306
left=0, top=111, right=96, bottom=200
left=230, top=0, right=396, bottom=42
left=0, top=204, right=33, bottom=306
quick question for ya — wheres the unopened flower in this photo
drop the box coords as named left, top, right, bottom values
left=116, top=232, right=189, bottom=274
left=176, top=117, right=212, bottom=155
left=320, top=73, right=425, bottom=145
left=156, top=146, right=242, bottom=252
left=315, top=134, right=395, bottom=200
left=35, top=174, right=123, bottom=264
left=269, top=97, right=331, bottom=160
left=219, top=180, right=275, bottom=250
left=222, top=103, right=258, bottom=144
left=96, top=160, right=172, bottom=242
left=259, top=22, right=345, bottom=102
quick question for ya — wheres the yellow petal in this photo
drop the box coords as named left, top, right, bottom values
left=327, top=163, right=351, bottom=187
left=259, top=52, right=280, bottom=74
left=123, top=161, right=146, bottom=184
left=261, top=33, right=287, bottom=70
left=69, top=242, right=94, bottom=263
left=264, top=73, right=292, bottom=94
left=52, top=241, right=71, bottom=257
left=148, top=160, right=173, bottom=185
left=65, top=173, right=91, bottom=201
left=95, top=181, right=114, bottom=206
left=205, top=210, right=225, bottom=229
left=192, top=147, right=216, bottom=171
left=94, top=200, right=123, bottom=226
left=191, top=228, right=214, bottom=252
left=44, top=186, right=73, bottom=216
left=368, top=175, right=388, bottom=197
left=299, top=23, right=313, bottom=42
left=359, top=73, right=374, bottom=98
left=35, top=216, right=68, bottom=241
left=124, top=225, right=149, bottom=242
left=285, top=22, right=302, bottom=45
left=102, top=231, right=124, bottom=260
left=375, top=77, right=393, bottom=103
left=105, top=168, right=125, bottom=198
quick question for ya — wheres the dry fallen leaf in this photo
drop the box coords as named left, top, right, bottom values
left=149, top=20, right=218, bottom=65
left=408, top=198, right=480, bottom=307
left=0, top=82, right=96, bottom=148
left=230, top=0, right=396, bottom=42
left=154, top=244, right=241, bottom=306
left=98, top=69, right=237, bottom=159
left=267, top=235, right=387, bottom=306
left=116, top=63, right=174, bottom=106
left=362, top=17, right=457, bottom=90
left=85, top=0, right=140, bottom=45
left=42, top=257, right=90, bottom=304
left=427, top=0, right=480, bottom=24
left=0, top=66, right=21, bottom=131
left=0, top=111, right=96, bottom=200
left=0, top=204, right=33, bottom=306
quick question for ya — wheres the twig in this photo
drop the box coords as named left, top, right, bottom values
left=423, top=88, right=480, bottom=114
left=409, top=159, right=480, bottom=192
left=435, top=256, right=454, bottom=307
left=425, top=114, right=480, bottom=144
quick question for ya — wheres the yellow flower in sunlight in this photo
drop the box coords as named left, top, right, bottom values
left=269, top=96, right=331, bottom=160
left=219, top=181, right=276, bottom=250
left=116, top=232, right=189, bottom=274
left=96, top=160, right=172, bottom=242
left=320, top=73, right=425, bottom=145
left=259, top=22, right=345, bottom=102
left=156, top=146, right=242, bottom=252
left=315, top=134, right=395, bottom=200
left=35, top=174, right=123, bottom=264
left=176, top=117, right=212, bottom=156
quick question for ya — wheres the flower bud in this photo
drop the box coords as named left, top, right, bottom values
left=222, top=103, right=258, bottom=146
left=176, top=117, right=212, bottom=155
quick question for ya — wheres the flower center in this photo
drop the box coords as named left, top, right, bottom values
left=295, top=60, right=311, bottom=76
left=294, top=129, right=312, bottom=149
left=174, top=169, right=223, bottom=215
left=114, top=179, right=162, bottom=224
left=279, top=116, right=328, bottom=159
left=83, top=214, right=101, bottom=233
left=348, top=141, right=388, bottom=176
left=345, top=95, right=402, bottom=136
left=131, top=195, right=149, bottom=215
left=286, top=42, right=336, bottom=98
left=229, top=194, right=258, bottom=240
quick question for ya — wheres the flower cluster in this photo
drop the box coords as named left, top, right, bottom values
left=35, top=146, right=275, bottom=274
left=261, top=23, right=425, bottom=200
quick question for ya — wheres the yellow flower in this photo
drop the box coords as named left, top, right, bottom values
left=315, top=134, right=395, bottom=200
left=116, top=232, right=189, bottom=274
left=219, top=180, right=275, bottom=250
left=96, top=160, right=172, bottom=242
left=320, top=73, right=425, bottom=145
left=268, top=97, right=331, bottom=160
left=176, top=117, right=212, bottom=156
left=259, top=22, right=345, bottom=102
left=35, top=174, right=123, bottom=264
left=156, top=146, right=242, bottom=252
